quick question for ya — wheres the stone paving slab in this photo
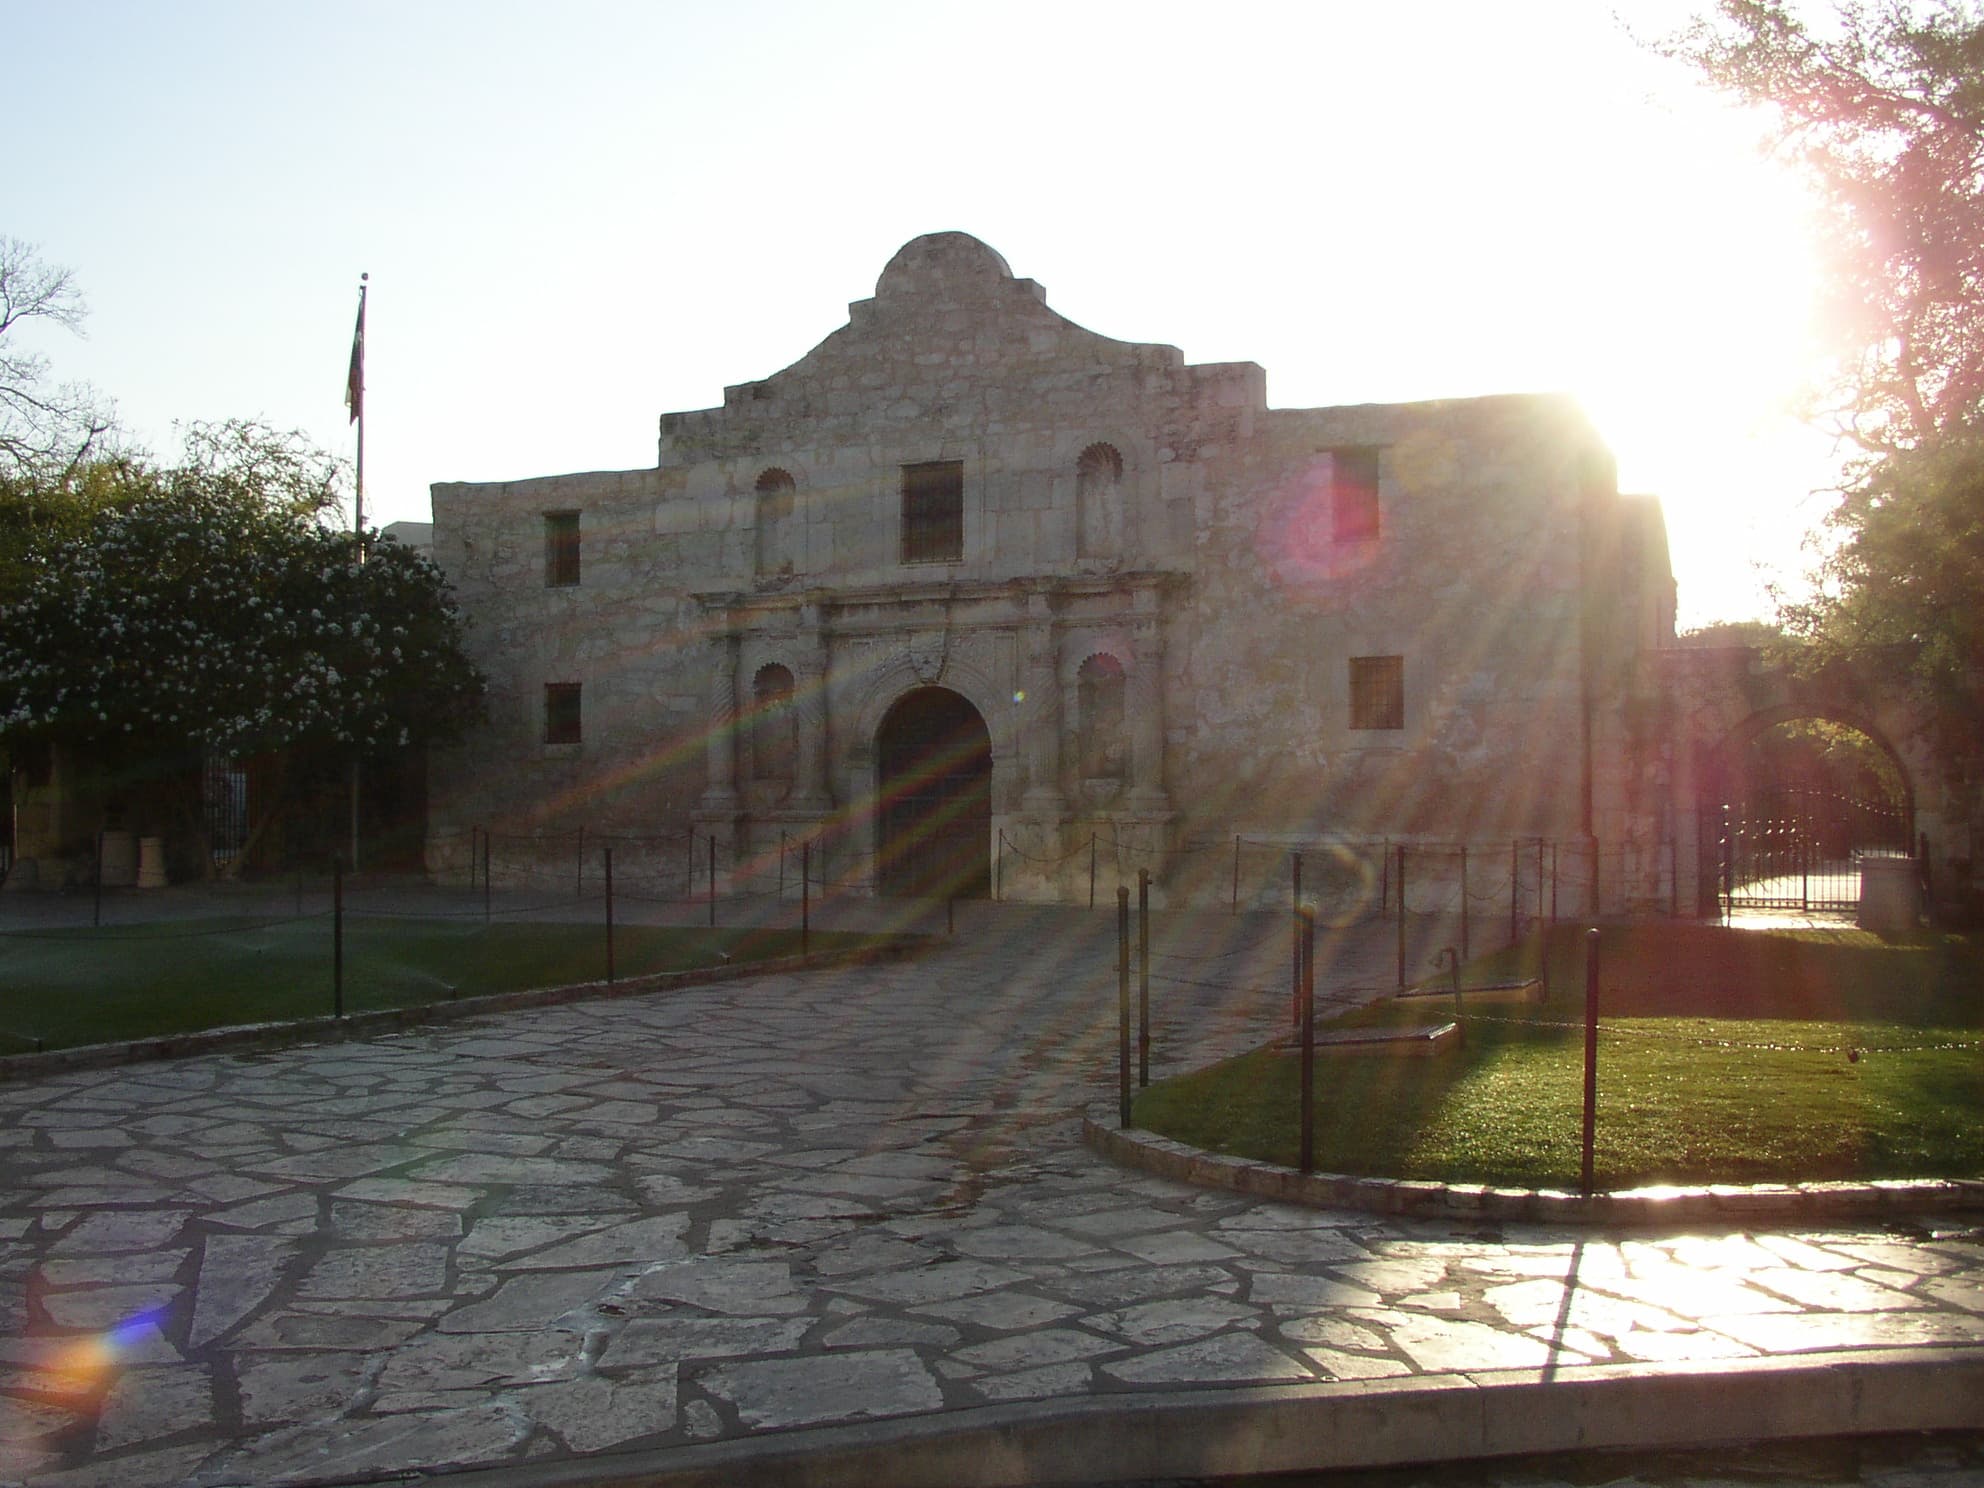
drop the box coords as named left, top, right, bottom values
left=0, top=906, right=1977, bottom=1487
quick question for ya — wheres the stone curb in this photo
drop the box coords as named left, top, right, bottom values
left=1083, top=1105, right=1984, bottom=1226
left=325, top=1346, right=1984, bottom=1488
left=0, top=937, right=931, bottom=1085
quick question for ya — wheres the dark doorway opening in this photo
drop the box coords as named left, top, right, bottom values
left=876, top=687, right=992, bottom=899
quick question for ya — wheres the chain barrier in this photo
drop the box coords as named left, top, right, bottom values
left=995, top=829, right=1096, bottom=866
left=348, top=897, right=601, bottom=921
left=0, top=910, right=335, bottom=942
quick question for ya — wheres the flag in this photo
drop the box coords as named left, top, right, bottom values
left=344, top=279, right=366, bottom=424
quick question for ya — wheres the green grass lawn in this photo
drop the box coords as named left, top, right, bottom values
left=1134, top=922, right=1984, bottom=1188
left=0, top=916, right=886, bottom=1053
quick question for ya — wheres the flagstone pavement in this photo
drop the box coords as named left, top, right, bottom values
left=0, top=902, right=1979, bottom=1487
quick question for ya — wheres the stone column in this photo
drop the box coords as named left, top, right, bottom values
left=1020, top=591, right=1067, bottom=816
left=1126, top=603, right=1170, bottom=814
left=698, top=628, right=741, bottom=814
left=790, top=611, right=832, bottom=812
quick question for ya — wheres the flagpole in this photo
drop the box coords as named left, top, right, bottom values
left=347, top=273, right=368, bottom=875
left=355, top=277, right=366, bottom=549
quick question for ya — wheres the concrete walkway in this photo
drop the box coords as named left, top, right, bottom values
left=0, top=901, right=1978, bottom=1487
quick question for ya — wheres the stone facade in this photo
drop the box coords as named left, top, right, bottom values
left=427, top=233, right=1675, bottom=908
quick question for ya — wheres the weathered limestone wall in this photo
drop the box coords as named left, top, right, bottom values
left=428, top=233, right=1666, bottom=907
left=1176, top=397, right=1596, bottom=857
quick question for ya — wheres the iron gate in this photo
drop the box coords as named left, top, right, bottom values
left=203, top=756, right=250, bottom=866
left=1708, top=787, right=1912, bottom=913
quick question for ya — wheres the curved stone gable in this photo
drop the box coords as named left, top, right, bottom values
left=664, top=232, right=1210, bottom=462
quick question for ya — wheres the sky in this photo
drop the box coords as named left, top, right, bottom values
left=9, top=0, right=1847, bottom=629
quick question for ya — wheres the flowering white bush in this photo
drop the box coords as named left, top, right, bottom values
left=0, top=439, right=484, bottom=766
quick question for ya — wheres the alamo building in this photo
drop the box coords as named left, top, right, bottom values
left=428, top=231, right=1683, bottom=911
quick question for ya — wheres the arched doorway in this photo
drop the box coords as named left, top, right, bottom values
left=876, top=687, right=992, bottom=899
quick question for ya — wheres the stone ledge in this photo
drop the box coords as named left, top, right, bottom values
left=1082, top=1106, right=1984, bottom=1226
left=422, top=1346, right=1984, bottom=1488
left=0, top=938, right=931, bottom=1085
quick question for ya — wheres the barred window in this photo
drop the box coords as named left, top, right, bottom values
left=544, top=511, right=581, bottom=587
left=1349, top=655, right=1404, bottom=731
left=544, top=683, right=582, bottom=745
left=901, top=461, right=963, bottom=564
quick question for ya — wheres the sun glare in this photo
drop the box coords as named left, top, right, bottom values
left=1566, top=97, right=1832, bottom=627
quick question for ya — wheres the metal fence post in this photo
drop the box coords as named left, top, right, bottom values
left=333, top=857, right=345, bottom=1019
left=1299, top=906, right=1316, bottom=1173
left=1510, top=838, right=1520, bottom=949
left=1721, top=805, right=1733, bottom=924
left=1290, top=852, right=1303, bottom=1028
left=1459, top=844, right=1470, bottom=963
left=604, top=846, right=615, bottom=984
left=1117, top=885, right=1132, bottom=1129
left=1396, top=845, right=1408, bottom=988
left=1137, top=868, right=1150, bottom=1088
left=1582, top=927, right=1600, bottom=1194
left=1801, top=803, right=1810, bottom=912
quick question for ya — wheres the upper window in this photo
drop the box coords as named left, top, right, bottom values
left=1331, top=448, right=1381, bottom=543
left=544, top=511, right=581, bottom=587
left=901, top=460, right=963, bottom=565
left=544, top=682, right=583, bottom=745
left=1349, top=655, right=1404, bottom=731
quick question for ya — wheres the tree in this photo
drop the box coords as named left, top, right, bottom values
left=0, top=238, right=114, bottom=480
left=1782, top=430, right=1984, bottom=722
left=1674, top=618, right=1785, bottom=648
left=0, top=423, right=484, bottom=869
left=1665, top=2, right=1983, bottom=452
left=1665, top=4, right=1984, bottom=734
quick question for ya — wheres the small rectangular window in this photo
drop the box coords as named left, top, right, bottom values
left=1349, top=655, right=1404, bottom=731
left=1332, top=447, right=1381, bottom=543
left=544, top=683, right=582, bottom=745
left=901, top=461, right=963, bottom=564
left=544, top=511, right=581, bottom=587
